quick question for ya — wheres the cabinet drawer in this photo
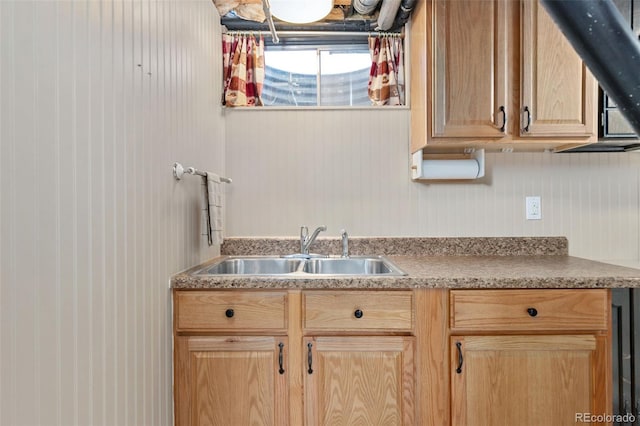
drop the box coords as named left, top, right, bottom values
left=304, top=291, right=413, bottom=331
left=175, top=290, right=287, bottom=332
left=450, top=289, right=609, bottom=331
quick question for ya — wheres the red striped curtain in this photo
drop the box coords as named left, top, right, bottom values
left=222, top=33, right=265, bottom=107
left=368, top=35, right=405, bottom=106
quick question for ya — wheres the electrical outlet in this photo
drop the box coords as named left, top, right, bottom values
left=526, top=196, right=541, bottom=220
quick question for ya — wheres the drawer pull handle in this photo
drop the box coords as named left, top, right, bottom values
left=278, top=342, right=285, bottom=375
left=307, top=342, right=313, bottom=374
left=527, top=307, right=538, bottom=317
left=225, top=308, right=235, bottom=318
left=455, top=341, right=463, bottom=374
left=354, top=309, right=364, bottom=319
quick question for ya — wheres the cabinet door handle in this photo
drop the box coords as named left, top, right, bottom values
left=225, top=308, right=234, bottom=318
left=307, top=342, right=314, bottom=374
left=455, top=341, right=463, bottom=374
left=523, top=106, right=531, bottom=132
left=499, top=105, right=506, bottom=132
left=278, top=342, right=285, bottom=374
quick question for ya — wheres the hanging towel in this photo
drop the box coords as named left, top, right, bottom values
left=202, top=172, right=224, bottom=246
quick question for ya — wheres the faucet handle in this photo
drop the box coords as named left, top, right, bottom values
left=300, top=226, right=309, bottom=253
left=340, top=229, right=349, bottom=258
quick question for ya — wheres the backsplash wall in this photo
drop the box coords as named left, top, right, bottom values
left=225, top=108, right=640, bottom=262
left=0, top=1, right=224, bottom=425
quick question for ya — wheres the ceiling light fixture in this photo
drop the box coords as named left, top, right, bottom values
left=268, top=0, right=334, bottom=24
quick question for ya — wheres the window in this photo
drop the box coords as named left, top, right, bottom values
left=262, top=45, right=371, bottom=107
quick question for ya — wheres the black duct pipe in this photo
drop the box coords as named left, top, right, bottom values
left=540, top=0, right=640, bottom=136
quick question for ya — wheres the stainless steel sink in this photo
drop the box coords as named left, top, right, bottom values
left=303, top=256, right=406, bottom=276
left=197, top=257, right=304, bottom=275
left=196, top=255, right=406, bottom=277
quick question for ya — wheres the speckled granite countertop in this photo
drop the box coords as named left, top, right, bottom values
left=171, top=237, right=640, bottom=289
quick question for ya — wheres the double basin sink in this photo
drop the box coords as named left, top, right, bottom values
left=196, top=255, right=407, bottom=277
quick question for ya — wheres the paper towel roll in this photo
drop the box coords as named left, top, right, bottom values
left=421, top=159, right=481, bottom=179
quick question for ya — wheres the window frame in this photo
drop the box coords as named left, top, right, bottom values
left=262, top=43, right=372, bottom=107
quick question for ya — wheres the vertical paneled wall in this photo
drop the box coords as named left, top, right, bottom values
left=0, top=1, right=223, bottom=425
left=225, top=108, right=640, bottom=262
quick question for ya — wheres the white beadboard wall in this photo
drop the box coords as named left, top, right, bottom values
left=0, top=1, right=224, bottom=425
left=225, top=108, right=640, bottom=262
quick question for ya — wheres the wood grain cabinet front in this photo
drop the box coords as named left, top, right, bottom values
left=173, top=288, right=612, bottom=426
left=175, top=290, right=288, bottom=332
left=302, top=291, right=417, bottom=426
left=303, top=290, right=414, bottom=332
left=303, top=336, right=415, bottom=426
left=410, top=0, right=597, bottom=153
left=449, top=289, right=611, bottom=426
left=174, top=335, right=288, bottom=426
left=450, top=289, right=609, bottom=331
left=174, top=289, right=419, bottom=426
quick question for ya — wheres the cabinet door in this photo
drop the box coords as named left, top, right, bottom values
left=451, top=335, right=609, bottom=426
left=431, top=0, right=509, bottom=138
left=520, top=0, right=597, bottom=139
left=304, top=336, right=415, bottom=426
left=174, top=336, right=288, bottom=426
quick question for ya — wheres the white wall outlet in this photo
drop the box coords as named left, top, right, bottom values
left=526, top=196, right=542, bottom=220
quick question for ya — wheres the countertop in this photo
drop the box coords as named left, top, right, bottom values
left=171, top=237, right=640, bottom=290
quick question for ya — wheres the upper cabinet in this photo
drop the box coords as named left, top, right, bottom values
left=430, top=0, right=509, bottom=139
left=520, top=0, right=596, bottom=138
left=410, top=0, right=598, bottom=153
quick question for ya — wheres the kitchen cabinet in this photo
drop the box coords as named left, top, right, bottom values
left=173, top=287, right=612, bottom=426
left=173, top=289, right=418, bottom=426
left=173, top=290, right=290, bottom=426
left=174, top=335, right=288, bottom=426
left=449, top=289, right=611, bottom=426
left=520, top=0, right=596, bottom=138
left=302, top=290, right=415, bottom=425
left=410, top=0, right=597, bottom=153
left=304, top=336, right=415, bottom=425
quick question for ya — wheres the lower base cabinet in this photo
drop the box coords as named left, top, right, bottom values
left=173, top=288, right=611, bottom=426
left=304, top=336, right=415, bottom=426
left=449, top=289, right=611, bottom=426
left=450, top=335, right=608, bottom=426
left=174, top=335, right=289, bottom=426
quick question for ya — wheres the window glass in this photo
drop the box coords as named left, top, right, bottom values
left=262, top=46, right=371, bottom=107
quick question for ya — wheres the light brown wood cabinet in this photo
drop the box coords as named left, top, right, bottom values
left=449, top=289, right=611, bottom=426
left=174, top=335, right=288, bottom=426
left=304, top=336, right=415, bottom=425
left=301, top=290, right=416, bottom=425
left=174, top=289, right=416, bottom=426
left=410, top=0, right=597, bottom=153
left=173, top=288, right=611, bottom=426
left=173, top=291, right=290, bottom=426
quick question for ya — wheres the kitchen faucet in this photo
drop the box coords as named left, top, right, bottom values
left=300, top=225, right=327, bottom=255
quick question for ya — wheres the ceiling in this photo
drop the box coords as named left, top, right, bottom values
left=214, top=0, right=414, bottom=32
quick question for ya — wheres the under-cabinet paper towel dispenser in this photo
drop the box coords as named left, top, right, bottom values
left=411, top=149, right=485, bottom=180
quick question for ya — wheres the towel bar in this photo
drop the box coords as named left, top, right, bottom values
left=173, top=162, right=232, bottom=183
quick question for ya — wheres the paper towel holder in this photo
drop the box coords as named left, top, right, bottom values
left=411, top=148, right=485, bottom=181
